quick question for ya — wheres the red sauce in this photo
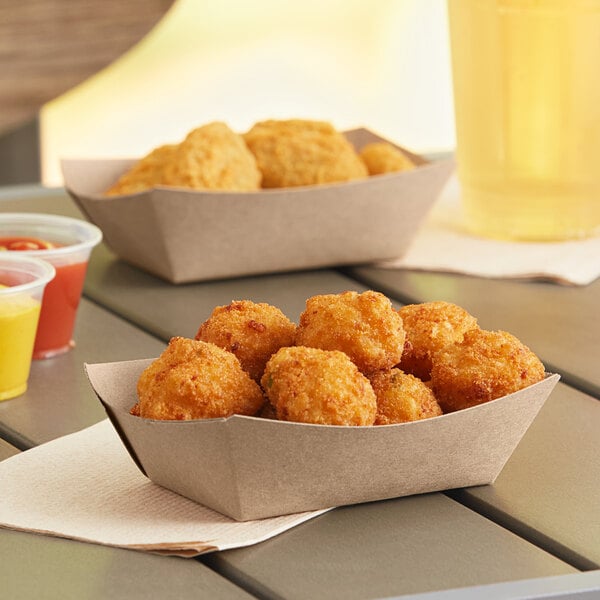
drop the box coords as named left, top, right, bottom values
left=0, top=236, right=88, bottom=358
left=33, top=261, right=89, bottom=359
left=0, top=236, right=56, bottom=251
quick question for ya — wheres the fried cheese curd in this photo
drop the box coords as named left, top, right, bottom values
left=398, top=301, right=479, bottom=381
left=359, top=142, right=416, bottom=176
left=105, top=144, right=179, bottom=196
left=164, top=122, right=261, bottom=191
left=430, top=328, right=545, bottom=413
left=261, top=346, right=376, bottom=426
left=295, top=290, right=405, bottom=374
left=135, top=337, right=264, bottom=420
left=195, top=300, right=297, bottom=381
left=105, top=122, right=261, bottom=196
left=243, top=119, right=368, bottom=188
left=368, top=368, right=443, bottom=425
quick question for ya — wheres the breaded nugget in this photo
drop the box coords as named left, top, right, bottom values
left=430, top=329, right=545, bottom=413
left=261, top=346, right=376, bottom=426
left=399, top=301, right=479, bottom=381
left=195, top=300, right=297, bottom=381
left=369, top=368, right=442, bottom=425
left=243, top=119, right=368, bottom=188
left=359, top=142, right=416, bottom=176
left=295, top=290, right=405, bottom=374
left=163, top=122, right=261, bottom=191
left=136, top=337, right=264, bottom=420
left=105, top=144, right=179, bottom=196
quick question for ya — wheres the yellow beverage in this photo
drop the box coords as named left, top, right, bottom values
left=0, top=295, right=41, bottom=401
left=448, top=0, right=600, bottom=241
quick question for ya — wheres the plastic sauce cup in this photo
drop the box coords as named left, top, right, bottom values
left=0, top=255, right=55, bottom=400
left=0, top=213, right=102, bottom=359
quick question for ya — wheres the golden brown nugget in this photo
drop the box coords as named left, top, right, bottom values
left=399, top=301, right=479, bottom=381
left=261, top=346, right=376, bottom=426
left=368, top=368, right=442, bottom=425
left=195, top=300, right=297, bottom=381
left=359, top=142, right=416, bottom=176
left=164, top=121, right=261, bottom=191
left=243, top=119, right=368, bottom=188
left=430, top=329, right=545, bottom=413
left=136, top=337, right=264, bottom=420
left=296, top=290, right=405, bottom=374
left=105, top=144, right=179, bottom=196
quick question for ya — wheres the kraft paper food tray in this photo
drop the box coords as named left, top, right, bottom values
left=85, top=359, right=559, bottom=522
left=62, top=129, right=454, bottom=284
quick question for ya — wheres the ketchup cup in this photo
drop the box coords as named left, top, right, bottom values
left=0, top=255, right=55, bottom=400
left=0, top=213, right=102, bottom=359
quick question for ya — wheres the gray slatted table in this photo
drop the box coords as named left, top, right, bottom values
left=83, top=244, right=374, bottom=341
left=0, top=528, right=255, bottom=600
left=204, top=495, right=575, bottom=600
left=0, top=186, right=598, bottom=599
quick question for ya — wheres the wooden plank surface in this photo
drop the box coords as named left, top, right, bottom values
left=0, top=529, right=254, bottom=600
left=204, top=494, right=576, bottom=600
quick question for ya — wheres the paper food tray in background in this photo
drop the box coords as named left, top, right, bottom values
left=62, top=129, right=454, bottom=284
left=86, top=359, right=560, bottom=522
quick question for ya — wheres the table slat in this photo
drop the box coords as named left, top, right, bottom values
left=204, top=493, right=576, bottom=600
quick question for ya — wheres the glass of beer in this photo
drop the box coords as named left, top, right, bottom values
left=447, top=0, right=600, bottom=241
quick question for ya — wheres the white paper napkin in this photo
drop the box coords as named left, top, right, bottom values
left=377, top=173, right=600, bottom=286
left=0, top=420, right=328, bottom=557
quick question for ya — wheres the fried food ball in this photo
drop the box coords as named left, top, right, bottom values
left=136, top=337, right=264, bottom=420
left=243, top=119, right=368, bottom=188
left=105, top=144, right=179, bottom=196
left=295, top=290, right=405, bottom=374
left=164, top=122, right=261, bottom=191
left=359, top=142, right=416, bottom=176
left=430, top=329, right=545, bottom=413
left=398, top=301, right=479, bottom=381
left=261, top=346, right=376, bottom=426
left=368, top=368, right=443, bottom=425
left=195, top=300, right=297, bottom=381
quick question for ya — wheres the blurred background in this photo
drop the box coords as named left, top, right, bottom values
left=0, top=0, right=454, bottom=187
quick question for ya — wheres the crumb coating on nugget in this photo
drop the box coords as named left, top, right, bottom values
left=359, top=142, right=416, bottom=176
left=262, top=346, right=376, bottom=426
left=164, top=122, right=261, bottom=191
left=399, top=301, right=478, bottom=381
left=296, top=290, right=405, bottom=374
left=243, top=119, right=368, bottom=188
left=136, top=337, right=264, bottom=420
left=369, top=368, right=442, bottom=424
left=430, top=329, right=545, bottom=413
left=195, top=300, right=297, bottom=381
left=105, top=144, right=179, bottom=196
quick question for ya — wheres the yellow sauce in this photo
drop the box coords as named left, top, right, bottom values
left=0, top=293, right=41, bottom=400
